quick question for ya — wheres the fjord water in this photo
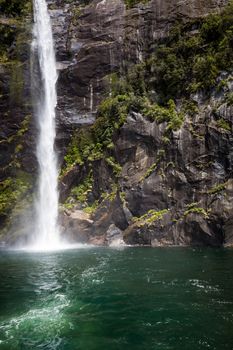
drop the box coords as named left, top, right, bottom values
left=0, top=248, right=233, bottom=350
left=32, top=0, right=60, bottom=248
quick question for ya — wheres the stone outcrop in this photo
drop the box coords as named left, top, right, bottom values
left=52, top=0, right=233, bottom=247
left=49, top=0, right=228, bottom=130
left=1, top=0, right=233, bottom=247
left=61, top=87, right=233, bottom=246
left=58, top=68, right=233, bottom=248
left=60, top=209, right=93, bottom=243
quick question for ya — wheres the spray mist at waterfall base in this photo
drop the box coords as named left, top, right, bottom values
left=19, top=242, right=93, bottom=253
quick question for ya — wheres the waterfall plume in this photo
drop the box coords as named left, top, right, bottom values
left=31, top=0, right=60, bottom=249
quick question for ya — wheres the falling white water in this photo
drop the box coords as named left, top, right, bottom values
left=89, top=84, right=93, bottom=112
left=32, top=0, right=60, bottom=249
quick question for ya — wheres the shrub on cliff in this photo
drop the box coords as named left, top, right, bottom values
left=0, top=0, right=30, bottom=17
left=112, top=1, right=233, bottom=103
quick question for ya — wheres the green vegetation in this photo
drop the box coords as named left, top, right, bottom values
left=105, top=157, right=122, bottom=176
left=83, top=201, right=99, bottom=214
left=216, top=118, right=231, bottom=131
left=7, top=115, right=30, bottom=144
left=154, top=2, right=233, bottom=99
left=0, top=0, right=32, bottom=63
left=0, top=175, right=31, bottom=217
left=208, top=183, right=226, bottom=195
left=9, top=62, right=24, bottom=104
left=142, top=99, right=184, bottom=132
left=62, top=94, right=183, bottom=177
left=62, top=94, right=136, bottom=176
left=133, top=209, right=169, bottom=227
left=16, top=115, right=30, bottom=137
left=226, top=92, right=233, bottom=105
left=64, top=172, right=93, bottom=209
left=189, top=124, right=204, bottom=140
left=5, top=114, right=31, bottom=170
left=0, top=23, right=18, bottom=62
left=143, top=163, right=157, bottom=179
left=63, top=134, right=84, bottom=172
left=182, top=100, right=199, bottom=117
left=64, top=173, right=121, bottom=213
left=0, top=0, right=32, bottom=223
left=100, top=184, right=118, bottom=203
left=0, top=0, right=31, bottom=17
left=140, top=149, right=166, bottom=181
left=184, top=203, right=209, bottom=218
left=62, top=1, right=233, bottom=216
left=112, top=1, right=233, bottom=103
left=124, top=0, right=149, bottom=8
left=0, top=119, right=30, bottom=201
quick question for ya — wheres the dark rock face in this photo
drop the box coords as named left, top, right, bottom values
left=1, top=0, right=232, bottom=246
left=60, top=210, right=93, bottom=243
left=0, top=13, right=37, bottom=233
left=50, top=0, right=228, bottom=127
left=59, top=91, right=233, bottom=247
left=2, top=0, right=227, bottom=158
left=0, top=49, right=34, bottom=181
left=87, top=104, right=233, bottom=247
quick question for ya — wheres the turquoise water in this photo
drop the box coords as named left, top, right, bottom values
left=0, top=247, right=233, bottom=349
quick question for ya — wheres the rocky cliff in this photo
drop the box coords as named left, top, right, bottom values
left=52, top=0, right=228, bottom=123
left=1, top=0, right=233, bottom=247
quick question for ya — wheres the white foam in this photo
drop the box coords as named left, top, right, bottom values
left=14, top=242, right=94, bottom=253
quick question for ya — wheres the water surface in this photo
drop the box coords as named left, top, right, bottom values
left=0, top=247, right=232, bottom=349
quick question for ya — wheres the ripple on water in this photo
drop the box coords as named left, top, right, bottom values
left=80, top=257, right=109, bottom=288
left=0, top=293, right=70, bottom=349
left=188, top=279, right=221, bottom=293
left=0, top=248, right=233, bottom=350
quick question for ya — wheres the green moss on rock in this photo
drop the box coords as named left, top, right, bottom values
left=0, top=0, right=32, bottom=17
left=133, top=209, right=169, bottom=227
left=109, top=1, right=233, bottom=103
left=216, top=118, right=231, bottom=132
left=124, top=0, right=150, bottom=8
left=0, top=175, right=31, bottom=217
left=208, top=183, right=226, bottom=195
left=184, top=203, right=209, bottom=218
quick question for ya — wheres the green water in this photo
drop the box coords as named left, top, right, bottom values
left=0, top=247, right=233, bottom=350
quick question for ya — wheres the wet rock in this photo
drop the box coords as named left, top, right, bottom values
left=59, top=164, right=88, bottom=202
left=83, top=101, right=233, bottom=247
left=89, top=234, right=106, bottom=246
left=91, top=194, right=129, bottom=236
left=176, top=213, right=223, bottom=247
left=47, top=0, right=228, bottom=127
left=123, top=223, right=152, bottom=246
left=60, top=209, right=93, bottom=243
left=106, top=224, right=124, bottom=247
left=224, top=217, right=233, bottom=247
left=1, top=0, right=232, bottom=247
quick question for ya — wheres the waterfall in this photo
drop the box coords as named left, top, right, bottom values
left=32, top=0, right=60, bottom=249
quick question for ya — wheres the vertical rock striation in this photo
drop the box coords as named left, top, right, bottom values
left=0, top=0, right=233, bottom=246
